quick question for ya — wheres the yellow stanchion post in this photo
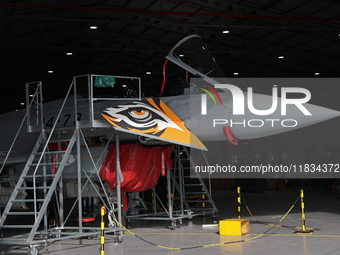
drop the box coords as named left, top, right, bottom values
left=101, top=206, right=105, bottom=255
left=152, top=189, right=156, bottom=213
left=295, top=189, right=313, bottom=234
left=202, top=187, right=205, bottom=216
left=301, top=189, right=306, bottom=232
left=219, top=187, right=250, bottom=236
left=237, top=187, right=241, bottom=219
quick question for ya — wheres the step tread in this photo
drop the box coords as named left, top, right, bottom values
left=49, top=139, right=71, bottom=143
left=5, top=212, right=37, bottom=215
left=24, top=174, right=55, bottom=178
left=17, top=186, right=50, bottom=190
left=12, top=199, right=45, bottom=202
left=186, top=200, right=210, bottom=203
left=34, top=151, right=65, bottom=155
left=0, top=225, right=34, bottom=229
left=28, top=162, right=61, bottom=166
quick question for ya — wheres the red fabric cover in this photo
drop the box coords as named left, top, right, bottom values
left=78, top=217, right=95, bottom=223
left=48, top=142, right=69, bottom=151
left=100, top=143, right=174, bottom=192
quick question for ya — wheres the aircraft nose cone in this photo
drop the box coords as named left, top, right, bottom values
left=231, top=93, right=340, bottom=140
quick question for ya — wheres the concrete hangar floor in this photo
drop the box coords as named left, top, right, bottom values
left=1, top=184, right=340, bottom=255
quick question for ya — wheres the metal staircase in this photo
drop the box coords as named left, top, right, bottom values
left=171, top=146, right=218, bottom=217
left=0, top=129, right=77, bottom=243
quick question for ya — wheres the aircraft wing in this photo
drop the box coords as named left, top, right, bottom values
left=101, top=97, right=207, bottom=151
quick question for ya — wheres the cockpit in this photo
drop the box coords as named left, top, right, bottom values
left=166, top=35, right=225, bottom=80
left=163, top=35, right=225, bottom=96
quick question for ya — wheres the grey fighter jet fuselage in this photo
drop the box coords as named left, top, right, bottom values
left=1, top=35, right=340, bottom=208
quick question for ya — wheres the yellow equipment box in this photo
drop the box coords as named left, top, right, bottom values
left=219, top=219, right=250, bottom=236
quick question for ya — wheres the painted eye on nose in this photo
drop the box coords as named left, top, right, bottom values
left=133, top=109, right=145, bottom=115
left=129, top=109, right=152, bottom=121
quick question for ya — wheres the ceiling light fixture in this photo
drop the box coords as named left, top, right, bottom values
left=179, top=54, right=184, bottom=57
left=223, top=30, right=229, bottom=34
left=66, top=52, right=73, bottom=56
left=146, top=72, right=151, bottom=75
left=278, top=56, right=284, bottom=59
left=90, top=26, right=97, bottom=30
left=20, top=102, right=25, bottom=105
left=315, top=72, right=320, bottom=75
left=48, top=70, right=54, bottom=73
left=234, top=72, right=239, bottom=75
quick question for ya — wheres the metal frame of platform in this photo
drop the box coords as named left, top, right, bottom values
left=0, top=74, right=218, bottom=254
left=125, top=145, right=218, bottom=229
left=0, top=74, right=142, bottom=254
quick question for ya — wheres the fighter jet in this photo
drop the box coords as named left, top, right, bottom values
left=1, top=35, right=340, bottom=208
left=102, top=35, right=340, bottom=146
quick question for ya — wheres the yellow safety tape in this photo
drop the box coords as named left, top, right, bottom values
left=244, top=192, right=304, bottom=230
left=107, top=191, right=325, bottom=251
left=131, top=232, right=340, bottom=238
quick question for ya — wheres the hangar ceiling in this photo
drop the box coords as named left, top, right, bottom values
left=1, top=0, right=340, bottom=113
